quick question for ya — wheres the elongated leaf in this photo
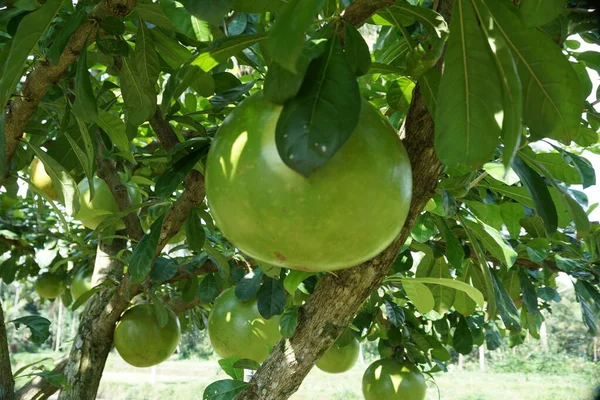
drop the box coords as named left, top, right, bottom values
left=422, top=258, right=456, bottom=314
left=463, top=216, right=517, bottom=268
left=218, top=356, right=244, bottom=381
left=233, top=0, right=284, bottom=12
left=155, top=148, right=207, bottom=199
left=280, top=307, right=299, bottom=338
left=185, top=208, right=206, bottom=252
left=435, top=0, right=503, bottom=167
left=198, top=273, right=218, bottom=302
left=512, top=155, right=558, bottom=235
left=343, top=22, right=371, bottom=76
left=435, top=216, right=464, bottom=269
left=151, top=29, right=193, bottom=69
left=491, top=271, right=522, bottom=331
left=409, top=277, right=484, bottom=308
left=129, top=213, right=165, bottom=283
left=275, top=36, right=360, bottom=177
left=203, top=379, right=247, bottom=400
left=66, top=115, right=94, bottom=191
left=192, top=33, right=268, bottom=72
left=485, top=0, right=582, bottom=143
left=418, top=68, right=440, bottom=115
left=120, top=57, right=156, bottom=126
left=518, top=0, right=566, bottom=27
left=551, top=145, right=596, bottom=189
left=27, top=142, right=80, bottom=216
left=48, top=7, right=88, bottom=65
left=179, top=0, right=233, bottom=26
left=453, top=266, right=477, bottom=316
left=518, top=269, right=538, bottom=315
left=150, top=292, right=169, bottom=327
left=534, top=152, right=581, bottom=184
left=384, top=298, right=405, bottom=327
left=470, top=0, right=522, bottom=167
left=235, top=268, right=263, bottom=301
left=267, top=0, right=325, bottom=73
left=149, top=257, right=178, bottom=282
left=203, top=244, right=230, bottom=279
left=257, top=277, right=286, bottom=319
left=11, top=316, right=51, bottom=344
left=500, top=202, right=525, bottom=239
left=160, top=0, right=212, bottom=41
left=72, top=42, right=97, bottom=123
left=136, top=19, right=160, bottom=92
left=283, top=270, right=314, bottom=295
left=575, top=281, right=597, bottom=335
left=135, top=2, right=178, bottom=31
left=452, top=315, right=473, bottom=355
left=0, top=0, right=62, bottom=111
left=95, top=109, right=130, bottom=153
left=402, top=280, right=435, bottom=314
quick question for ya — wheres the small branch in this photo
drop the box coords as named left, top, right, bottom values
left=14, top=358, right=68, bottom=400
left=468, top=171, right=488, bottom=189
left=165, top=260, right=218, bottom=285
left=341, top=0, right=395, bottom=26
left=0, top=237, right=34, bottom=254
left=168, top=297, right=201, bottom=315
left=1, top=299, right=15, bottom=400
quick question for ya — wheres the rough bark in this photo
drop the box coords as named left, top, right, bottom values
left=58, top=239, right=130, bottom=400
left=1, top=299, right=15, bottom=400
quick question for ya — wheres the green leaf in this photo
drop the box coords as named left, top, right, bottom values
left=218, top=356, right=244, bottom=380
left=484, top=321, right=503, bottom=350
left=402, top=280, right=435, bottom=314
left=71, top=285, right=102, bottom=311
left=534, top=152, right=581, bottom=184
left=421, top=258, right=456, bottom=314
left=0, top=0, right=62, bottom=111
left=343, top=22, right=371, bottom=76
left=486, top=0, right=582, bottom=143
left=232, top=358, right=261, bottom=371
left=275, top=36, right=360, bottom=177
left=471, top=0, right=523, bottom=167
left=283, top=270, right=314, bottom=296
left=518, top=0, right=566, bottom=27
left=267, top=0, right=325, bottom=73
left=27, top=142, right=81, bottom=216
left=151, top=29, right=193, bottom=69
left=179, top=0, right=233, bottom=26
left=525, top=237, right=549, bottom=262
left=435, top=216, right=464, bottom=269
left=11, top=316, right=51, bottom=344
left=434, top=0, right=503, bottom=167
left=95, top=109, right=130, bottom=154
left=511, top=155, right=558, bottom=235
left=500, top=202, right=525, bottom=239
left=149, top=257, right=178, bottom=283
left=191, top=33, right=268, bottom=72
left=452, top=315, right=473, bottom=355
left=72, top=44, right=97, bottom=123
left=101, top=16, right=126, bottom=35
left=48, top=7, right=87, bottom=65
left=120, top=57, right=156, bottom=126
left=409, top=277, right=484, bottom=308
left=198, top=273, right=218, bottom=302
left=257, top=277, right=286, bottom=319
left=372, top=5, right=415, bottom=26
left=383, top=298, right=405, bottom=327
left=203, top=244, right=230, bottom=279
left=150, top=293, right=169, bottom=328
left=418, top=68, right=440, bottom=115
left=233, top=0, right=283, bottom=12
left=155, top=148, right=207, bottom=199
left=491, top=270, right=522, bottom=331
left=453, top=265, right=477, bottom=316
left=518, top=269, right=538, bottom=315
left=129, top=213, right=166, bottom=283
left=135, top=2, right=178, bottom=31
left=203, top=379, right=248, bottom=400
left=575, top=281, right=597, bottom=335
left=280, top=307, right=299, bottom=338
left=386, top=77, right=415, bottom=112
left=551, top=145, right=596, bottom=189
left=235, top=268, right=263, bottom=301
left=67, top=114, right=95, bottom=191
left=463, top=216, right=517, bottom=268
left=185, top=208, right=206, bottom=253
left=136, top=19, right=160, bottom=93
left=160, top=0, right=212, bottom=41
left=483, top=163, right=520, bottom=186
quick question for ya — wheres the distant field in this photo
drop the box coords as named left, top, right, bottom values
left=12, top=352, right=598, bottom=399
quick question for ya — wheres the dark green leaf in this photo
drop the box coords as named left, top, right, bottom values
left=551, top=145, right=596, bottom=189
left=275, top=36, right=360, bottom=177
left=180, top=0, right=233, bottom=26
left=232, top=358, right=261, bottom=370
left=120, top=57, right=156, bottom=126
left=484, top=321, right=503, bottom=350
left=386, top=77, right=415, bottom=112
left=435, top=217, right=464, bottom=269
left=218, top=355, right=244, bottom=380
left=343, top=22, right=371, bottom=76
left=518, top=0, right=566, bottom=27
left=463, top=216, right=517, bottom=268
left=72, top=43, right=97, bottom=123
left=267, top=0, right=325, bottom=73
left=435, top=0, right=503, bottom=167
left=518, top=269, right=538, bottom=315
left=101, top=16, right=126, bottom=35
left=210, top=81, right=256, bottom=108
left=452, top=315, right=473, bottom=355
left=384, top=298, right=405, bottom=327
left=512, top=155, right=558, bottom=235
left=279, top=307, right=299, bottom=338
left=203, top=379, right=247, bottom=400
left=575, top=281, right=597, bottom=335
left=491, top=270, right=522, bottom=331
left=129, top=213, right=166, bottom=283
left=71, top=286, right=102, bottom=311
left=535, top=152, right=581, bottom=184
left=149, top=257, right=178, bottom=282
left=283, top=270, right=314, bottom=296
left=185, top=208, right=206, bottom=253
left=235, top=268, right=263, bottom=301
left=257, top=277, right=286, bottom=319
left=500, top=202, right=525, bottom=240
left=198, top=273, right=218, bottom=303
left=233, top=0, right=283, bottom=12
left=160, top=0, right=212, bottom=41
left=191, top=33, right=268, bottom=72
left=150, top=293, right=169, bottom=327
left=418, top=68, right=440, bottom=115
left=0, top=0, right=62, bottom=111
left=11, top=316, right=51, bottom=344
left=135, top=2, right=178, bottom=31
left=136, top=19, right=160, bottom=93
left=155, top=148, right=207, bottom=199
left=95, top=109, right=130, bottom=153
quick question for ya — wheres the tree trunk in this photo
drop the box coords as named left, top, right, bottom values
left=236, top=75, right=445, bottom=399
left=458, top=354, right=464, bottom=370
left=58, top=237, right=130, bottom=400
left=1, top=299, right=15, bottom=400
left=594, top=336, right=598, bottom=363
left=54, top=299, right=63, bottom=352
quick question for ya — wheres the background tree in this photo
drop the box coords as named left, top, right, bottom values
left=0, top=0, right=599, bottom=399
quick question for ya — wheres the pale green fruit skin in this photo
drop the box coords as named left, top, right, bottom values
left=34, top=273, right=65, bottom=299
left=70, top=269, right=92, bottom=301
left=208, top=288, right=281, bottom=363
left=316, top=338, right=360, bottom=374
left=75, top=176, right=142, bottom=230
left=114, top=304, right=181, bottom=368
left=30, top=158, right=58, bottom=200
left=205, top=93, right=412, bottom=272
left=362, top=358, right=426, bottom=400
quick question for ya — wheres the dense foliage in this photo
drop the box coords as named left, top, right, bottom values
left=0, top=0, right=599, bottom=399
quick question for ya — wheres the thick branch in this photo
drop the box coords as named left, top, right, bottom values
left=1, top=0, right=138, bottom=186
left=14, top=358, right=68, bottom=400
left=165, top=260, right=218, bottom=285
left=341, top=0, right=395, bottom=26
left=1, top=299, right=15, bottom=400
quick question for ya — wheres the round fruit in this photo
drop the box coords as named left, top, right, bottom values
left=70, top=269, right=92, bottom=301
left=34, top=273, right=65, bottom=299
left=362, top=358, right=426, bottom=400
left=316, top=337, right=360, bottom=374
left=30, top=158, right=58, bottom=200
left=75, top=176, right=142, bottom=230
left=377, top=340, right=394, bottom=358
left=205, top=93, right=412, bottom=272
left=208, top=288, right=281, bottom=362
left=113, top=303, right=181, bottom=368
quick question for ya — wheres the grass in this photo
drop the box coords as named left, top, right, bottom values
left=12, top=352, right=599, bottom=399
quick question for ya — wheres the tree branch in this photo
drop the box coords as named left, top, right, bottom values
left=14, top=358, right=68, bottom=400
left=1, top=0, right=138, bottom=186
left=1, top=299, right=15, bottom=400
left=341, top=0, right=395, bottom=26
